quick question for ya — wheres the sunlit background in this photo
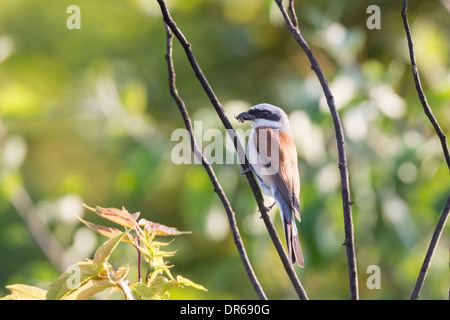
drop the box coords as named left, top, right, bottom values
left=0, top=0, right=449, bottom=299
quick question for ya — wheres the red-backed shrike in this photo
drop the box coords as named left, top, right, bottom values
left=236, top=103, right=304, bottom=267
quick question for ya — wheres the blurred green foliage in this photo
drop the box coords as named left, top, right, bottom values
left=0, top=0, right=449, bottom=299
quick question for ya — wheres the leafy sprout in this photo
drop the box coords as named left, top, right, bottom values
left=2, top=205, right=206, bottom=300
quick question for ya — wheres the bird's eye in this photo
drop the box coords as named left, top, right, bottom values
left=261, top=110, right=270, bottom=117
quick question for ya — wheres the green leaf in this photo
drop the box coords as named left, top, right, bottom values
left=62, top=278, right=113, bottom=300
left=2, top=284, right=47, bottom=300
left=130, top=282, right=158, bottom=300
left=148, top=276, right=171, bottom=295
left=93, top=230, right=130, bottom=273
left=47, top=262, right=116, bottom=300
left=46, top=261, right=97, bottom=300
left=176, top=275, right=207, bottom=291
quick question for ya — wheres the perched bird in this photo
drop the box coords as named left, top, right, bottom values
left=236, top=103, right=304, bottom=267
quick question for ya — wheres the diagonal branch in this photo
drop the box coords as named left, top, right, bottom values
left=10, top=188, right=68, bottom=272
left=156, top=0, right=308, bottom=299
left=164, top=23, right=267, bottom=300
left=410, top=194, right=450, bottom=300
left=274, top=0, right=359, bottom=300
left=401, top=0, right=450, bottom=299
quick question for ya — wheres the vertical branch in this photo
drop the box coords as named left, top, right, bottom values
left=274, top=0, right=359, bottom=300
left=401, top=0, right=450, bottom=172
left=164, top=23, right=267, bottom=300
left=157, top=0, right=308, bottom=300
left=401, top=0, right=450, bottom=299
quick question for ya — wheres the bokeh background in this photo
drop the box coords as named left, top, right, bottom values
left=0, top=0, right=449, bottom=299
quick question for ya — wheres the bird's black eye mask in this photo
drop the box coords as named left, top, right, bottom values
left=249, top=109, right=280, bottom=121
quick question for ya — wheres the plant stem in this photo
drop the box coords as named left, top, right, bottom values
left=137, top=231, right=142, bottom=283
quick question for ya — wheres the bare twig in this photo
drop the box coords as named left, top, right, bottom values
left=274, top=0, right=359, bottom=299
left=401, top=0, right=450, bottom=172
left=10, top=188, right=68, bottom=272
left=410, top=194, right=450, bottom=299
left=156, top=0, right=308, bottom=299
left=401, top=0, right=450, bottom=299
left=164, top=23, right=267, bottom=300
left=288, top=0, right=298, bottom=28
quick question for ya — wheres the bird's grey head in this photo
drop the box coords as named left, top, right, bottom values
left=236, top=103, right=290, bottom=131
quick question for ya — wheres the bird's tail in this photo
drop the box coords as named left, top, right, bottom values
left=277, top=191, right=304, bottom=267
left=285, top=220, right=304, bottom=267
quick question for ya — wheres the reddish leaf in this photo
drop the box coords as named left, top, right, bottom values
left=76, top=216, right=135, bottom=244
left=84, top=204, right=139, bottom=229
left=138, top=219, right=191, bottom=236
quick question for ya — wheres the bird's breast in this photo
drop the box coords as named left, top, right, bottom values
left=247, top=129, right=276, bottom=198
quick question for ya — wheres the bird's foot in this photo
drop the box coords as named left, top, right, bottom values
left=240, top=167, right=251, bottom=175
left=259, top=202, right=276, bottom=218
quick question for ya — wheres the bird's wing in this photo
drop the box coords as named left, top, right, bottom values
left=255, top=127, right=301, bottom=221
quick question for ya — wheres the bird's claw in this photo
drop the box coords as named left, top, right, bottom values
left=258, top=202, right=276, bottom=218
left=240, top=167, right=251, bottom=175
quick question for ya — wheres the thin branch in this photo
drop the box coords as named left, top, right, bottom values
left=288, top=0, right=298, bottom=28
left=410, top=194, right=450, bottom=299
left=401, top=1, right=450, bottom=172
left=156, top=0, right=308, bottom=300
left=164, top=23, right=267, bottom=300
left=10, top=188, right=68, bottom=272
left=274, top=0, right=359, bottom=300
left=402, top=0, right=450, bottom=299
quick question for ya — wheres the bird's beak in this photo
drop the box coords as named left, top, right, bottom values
left=235, top=111, right=256, bottom=123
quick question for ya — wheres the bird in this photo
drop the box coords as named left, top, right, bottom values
left=236, top=103, right=304, bottom=267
